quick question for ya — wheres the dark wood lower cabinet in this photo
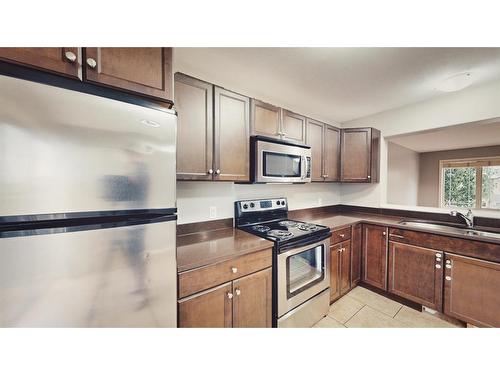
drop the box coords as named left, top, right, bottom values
left=178, top=267, right=272, bottom=328
left=444, top=254, right=500, bottom=327
left=388, top=241, right=443, bottom=311
left=330, top=239, right=351, bottom=302
left=351, top=224, right=362, bottom=286
left=362, top=224, right=388, bottom=290
left=232, top=268, right=272, bottom=328
left=178, top=282, right=232, bottom=328
left=330, top=244, right=341, bottom=302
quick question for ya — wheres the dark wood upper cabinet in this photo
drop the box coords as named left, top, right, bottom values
left=250, top=99, right=281, bottom=138
left=84, top=48, right=173, bottom=101
left=351, top=223, right=362, bottom=286
left=362, top=224, right=388, bottom=290
left=341, top=127, right=380, bottom=183
left=178, top=282, right=233, bottom=328
left=305, top=119, right=340, bottom=182
left=214, top=87, right=250, bottom=182
left=175, top=73, right=213, bottom=181
left=444, top=254, right=500, bottom=327
left=175, top=73, right=250, bottom=183
left=388, top=241, right=443, bottom=311
left=232, top=268, right=272, bottom=328
left=305, top=118, right=325, bottom=182
left=0, top=47, right=82, bottom=79
left=324, top=125, right=341, bottom=182
left=281, top=109, right=306, bottom=143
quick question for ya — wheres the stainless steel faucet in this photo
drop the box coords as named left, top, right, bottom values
left=450, top=209, right=474, bottom=228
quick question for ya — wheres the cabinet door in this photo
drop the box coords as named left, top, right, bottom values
left=388, top=242, right=443, bottom=311
left=178, top=282, right=233, bottom=328
left=250, top=99, right=281, bottom=138
left=340, top=240, right=352, bottom=295
left=175, top=74, right=214, bottom=181
left=362, top=224, right=388, bottom=290
left=330, top=244, right=341, bottom=302
left=305, top=118, right=324, bottom=181
left=324, top=125, right=341, bottom=182
left=214, top=87, right=250, bottom=182
left=444, top=254, right=500, bottom=327
left=0, top=47, right=82, bottom=79
left=351, top=224, right=362, bottom=286
left=341, top=128, right=371, bottom=182
left=84, top=48, right=172, bottom=101
left=281, top=109, right=306, bottom=144
left=232, top=268, right=272, bottom=328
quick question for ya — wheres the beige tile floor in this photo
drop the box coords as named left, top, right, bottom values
left=313, top=286, right=459, bottom=328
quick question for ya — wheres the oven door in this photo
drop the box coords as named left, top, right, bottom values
left=255, top=139, right=311, bottom=183
left=277, top=237, right=330, bottom=317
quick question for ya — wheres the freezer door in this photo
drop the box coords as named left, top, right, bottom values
left=0, top=75, right=176, bottom=217
left=0, top=219, right=177, bottom=327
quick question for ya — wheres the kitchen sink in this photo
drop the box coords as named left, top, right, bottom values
left=398, top=220, right=500, bottom=240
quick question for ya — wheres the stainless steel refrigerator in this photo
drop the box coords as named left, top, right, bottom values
left=0, top=75, right=177, bottom=327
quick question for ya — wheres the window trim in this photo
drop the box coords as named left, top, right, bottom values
left=439, top=156, right=500, bottom=210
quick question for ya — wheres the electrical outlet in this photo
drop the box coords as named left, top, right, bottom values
left=209, top=206, right=217, bottom=219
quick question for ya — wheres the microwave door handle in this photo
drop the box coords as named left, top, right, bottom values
left=302, top=156, right=308, bottom=180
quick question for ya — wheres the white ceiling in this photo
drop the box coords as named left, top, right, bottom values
left=174, top=48, right=500, bottom=123
left=387, top=119, right=500, bottom=153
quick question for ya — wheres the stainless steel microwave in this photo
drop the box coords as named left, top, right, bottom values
left=250, top=136, right=311, bottom=183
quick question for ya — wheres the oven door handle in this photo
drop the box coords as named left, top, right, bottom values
left=278, top=230, right=331, bottom=252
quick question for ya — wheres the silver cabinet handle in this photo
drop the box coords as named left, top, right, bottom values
left=235, top=289, right=241, bottom=296
left=64, top=51, right=77, bottom=62
left=382, top=231, right=386, bottom=236
left=86, top=57, right=97, bottom=69
left=339, top=233, right=345, bottom=238
left=435, top=253, right=442, bottom=258
left=446, top=264, right=452, bottom=269
left=389, top=234, right=404, bottom=239
left=445, top=276, right=452, bottom=281
left=435, top=264, right=442, bottom=269
left=367, top=175, right=371, bottom=179
left=445, top=259, right=451, bottom=264
left=208, top=169, right=213, bottom=175
left=215, top=169, right=221, bottom=175
left=227, top=292, right=233, bottom=299
left=231, top=267, right=238, bottom=274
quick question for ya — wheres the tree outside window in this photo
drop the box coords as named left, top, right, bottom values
left=440, top=157, right=500, bottom=210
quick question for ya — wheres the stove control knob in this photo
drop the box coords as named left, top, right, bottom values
left=250, top=203, right=255, bottom=208
left=281, top=200, right=286, bottom=206
left=276, top=201, right=281, bottom=205
left=243, top=204, right=248, bottom=209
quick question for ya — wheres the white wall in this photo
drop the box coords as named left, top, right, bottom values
left=386, top=142, right=419, bottom=206
left=177, top=182, right=340, bottom=224
left=341, top=78, right=500, bottom=217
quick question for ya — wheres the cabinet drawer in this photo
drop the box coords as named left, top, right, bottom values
left=178, top=248, right=272, bottom=298
left=331, top=227, right=351, bottom=244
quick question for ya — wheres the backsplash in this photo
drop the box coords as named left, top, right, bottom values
left=176, top=181, right=341, bottom=224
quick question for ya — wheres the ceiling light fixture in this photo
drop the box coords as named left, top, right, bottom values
left=435, top=72, right=473, bottom=92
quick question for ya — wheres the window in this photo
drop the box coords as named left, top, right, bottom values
left=440, top=157, right=500, bottom=210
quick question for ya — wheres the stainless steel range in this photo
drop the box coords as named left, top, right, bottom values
left=235, top=197, right=331, bottom=327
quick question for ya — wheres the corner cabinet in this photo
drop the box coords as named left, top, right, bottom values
left=361, top=224, right=388, bottom=290
left=341, top=127, right=380, bottom=182
left=84, top=48, right=173, bottom=101
left=305, top=119, right=340, bottom=182
left=175, top=73, right=250, bottom=182
left=0, top=47, right=82, bottom=79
